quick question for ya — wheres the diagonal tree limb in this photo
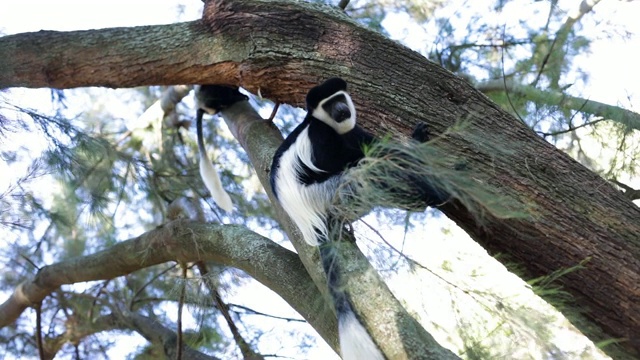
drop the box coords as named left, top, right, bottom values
left=476, top=79, right=640, bottom=131
left=0, top=0, right=638, bottom=356
left=39, top=311, right=217, bottom=360
left=215, top=97, right=460, bottom=359
left=120, top=312, right=220, bottom=360
left=196, top=262, right=264, bottom=360
left=0, top=220, right=338, bottom=351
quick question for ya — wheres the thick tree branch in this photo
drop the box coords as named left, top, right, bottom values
left=0, top=220, right=337, bottom=349
left=1, top=0, right=639, bottom=356
left=477, top=79, right=640, bottom=131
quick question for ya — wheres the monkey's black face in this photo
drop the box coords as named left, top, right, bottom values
left=307, top=77, right=356, bottom=134
left=323, top=94, right=351, bottom=123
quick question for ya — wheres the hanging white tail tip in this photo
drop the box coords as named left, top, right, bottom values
left=199, top=156, right=233, bottom=213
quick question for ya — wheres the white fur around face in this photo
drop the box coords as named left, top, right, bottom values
left=311, top=90, right=357, bottom=135
left=274, top=126, right=339, bottom=246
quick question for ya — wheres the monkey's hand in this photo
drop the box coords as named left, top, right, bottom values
left=411, top=122, right=431, bottom=143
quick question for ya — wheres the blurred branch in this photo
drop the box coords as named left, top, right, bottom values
left=176, top=264, right=187, bottom=360
left=40, top=314, right=120, bottom=360
left=476, top=79, right=640, bottom=132
left=531, top=0, right=603, bottom=87
left=611, top=180, right=640, bottom=201
left=118, top=85, right=193, bottom=147
left=559, top=0, right=602, bottom=36
left=536, top=118, right=605, bottom=137
left=229, top=303, right=305, bottom=322
left=121, top=312, right=218, bottom=360
left=197, top=262, right=264, bottom=360
left=0, top=220, right=336, bottom=347
left=39, top=311, right=214, bottom=359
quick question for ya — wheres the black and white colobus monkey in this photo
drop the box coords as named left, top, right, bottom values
left=194, top=85, right=247, bottom=213
left=270, top=78, right=443, bottom=360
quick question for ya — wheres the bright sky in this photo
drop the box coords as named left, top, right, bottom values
left=1, top=0, right=639, bottom=359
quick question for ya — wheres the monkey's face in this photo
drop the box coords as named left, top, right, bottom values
left=307, top=78, right=356, bottom=134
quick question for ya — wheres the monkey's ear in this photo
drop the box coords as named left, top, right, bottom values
left=195, top=85, right=248, bottom=114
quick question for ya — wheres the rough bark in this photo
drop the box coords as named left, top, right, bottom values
left=0, top=0, right=639, bottom=357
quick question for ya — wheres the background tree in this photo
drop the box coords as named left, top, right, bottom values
left=0, top=0, right=639, bottom=359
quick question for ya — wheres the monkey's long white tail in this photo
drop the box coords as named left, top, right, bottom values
left=199, top=153, right=233, bottom=212
left=319, top=244, right=385, bottom=360
left=196, top=110, right=233, bottom=213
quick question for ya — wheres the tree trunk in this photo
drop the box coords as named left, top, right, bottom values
left=0, top=0, right=638, bottom=357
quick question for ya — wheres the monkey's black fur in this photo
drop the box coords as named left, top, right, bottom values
left=269, top=77, right=446, bottom=360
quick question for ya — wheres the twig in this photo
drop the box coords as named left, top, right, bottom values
left=177, top=263, right=187, bottom=360
left=129, top=264, right=177, bottom=310
left=338, top=0, right=350, bottom=10
left=228, top=303, right=305, bottom=322
left=537, top=118, right=604, bottom=137
left=196, top=262, right=263, bottom=359
left=19, top=254, right=40, bottom=271
left=35, top=302, right=44, bottom=360
left=267, top=102, right=280, bottom=122
left=530, top=35, right=559, bottom=88
left=88, top=280, right=111, bottom=321
left=501, top=25, right=525, bottom=123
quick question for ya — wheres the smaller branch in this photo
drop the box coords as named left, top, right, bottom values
left=476, top=79, right=640, bottom=131
left=20, top=254, right=41, bottom=271
left=536, top=118, right=604, bottom=137
left=177, top=263, right=187, bottom=360
left=229, top=303, right=306, bottom=323
left=87, top=280, right=111, bottom=321
left=128, top=85, right=192, bottom=132
left=530, top=35, right=559, bottom=88
left=122, top=312, right=218, bottom=360
left=196, top=262, right=263, bottom=360
left=267, top=102, right=280, bottom=122
left=531, top=0, right=602, bottom=87
left=501, top=26, right=525, bottom=123
left=610, top=180, right=640, bottom=201
left=130, top=264, right=177, bottom=310
left=0, top=220, right=336, bottom=352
